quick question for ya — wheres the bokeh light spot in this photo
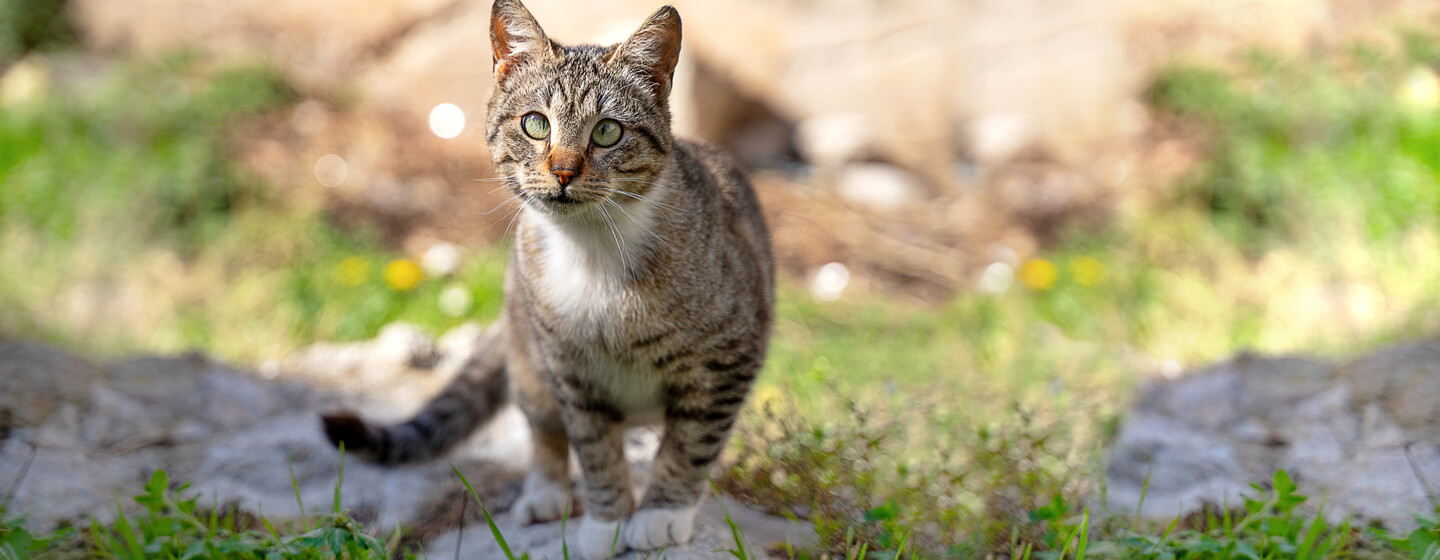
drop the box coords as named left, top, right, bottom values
left=429, top=103, right=466, bottom=139
left=439, top=283, right=472, bottom=317
left=384, top=259, right=424, bottom=292
left=314, top=154, right=347, bottom=187
left=1398, top=67, right=1440, bottom=111
left=422, top=242, right=461, bottom=276
left=810, top=262, right=850, bottom=301
left=978, top=262, right=1014, bottom=294
left=1018, top=258, right=1058, bottom=291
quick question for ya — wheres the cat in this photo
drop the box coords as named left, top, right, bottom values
left=320, top=1, right=774, bottom=558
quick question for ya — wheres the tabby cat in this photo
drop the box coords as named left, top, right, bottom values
left=320, top=1, right=774, bottom=558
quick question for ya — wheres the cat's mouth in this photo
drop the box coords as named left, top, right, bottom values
left=525, top=187, right=600, bottom=214
left=548, top=192, right=582, bottom=204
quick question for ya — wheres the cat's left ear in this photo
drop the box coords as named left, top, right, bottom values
left=491, top=0, right=554, bottom=83
left=609, top=6, right=682, bottom=101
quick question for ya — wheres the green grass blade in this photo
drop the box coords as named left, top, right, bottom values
left=609, top=521, right=621, bottom=559
left=1295, top=509, right=1326, bottom=559
left=290, top=455, right=309, bottom=532
left=110, top=507, right=144, bottom=560
left=1136, top=462, right=1153, bottom=529
left=561, top=504, right=570, bottom=560
left=1058, top=516, right=1082, bottom=559
left=334, top=442, right=346, bottom=515
left=893, top=528, right=912, bottom=560
left=452, top=464, right=517, bottom=560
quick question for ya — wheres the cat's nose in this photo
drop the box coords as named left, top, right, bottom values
left=552, top=167, right=577, bottom=186
left=550, top=150, right=583, bottom=187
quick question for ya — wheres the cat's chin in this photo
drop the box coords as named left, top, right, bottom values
left=527, top=198, right=590, bottom=218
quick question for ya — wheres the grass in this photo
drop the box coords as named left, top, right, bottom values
left=5, top=466, right=1435, bottom=558
left=0, top=52, right=507, bottom=361
left=4, top=19, right=1440, bottom=560
left=1, top=466, right=400, bottom=559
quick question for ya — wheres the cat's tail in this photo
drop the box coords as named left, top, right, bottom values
left=320, top=320, right=511, bottom=465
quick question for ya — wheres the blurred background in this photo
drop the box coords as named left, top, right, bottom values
left=4, top=0, right=1440, bottom=555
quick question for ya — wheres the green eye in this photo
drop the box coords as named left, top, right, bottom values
left=521, top=113, right=549, bottom=140
left=592, top=119, right=622, bottom=147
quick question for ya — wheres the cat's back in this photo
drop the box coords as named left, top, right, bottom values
left=672, top=138, right=774, bottom=283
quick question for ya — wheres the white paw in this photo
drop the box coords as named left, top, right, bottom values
left=512, top=471, right=571, bottom=525
left=576, top=515, right=626, bottom=560
left=624, top=506, right=698, bottom=551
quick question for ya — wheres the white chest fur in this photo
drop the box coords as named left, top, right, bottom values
left=525, top=197, right=659, bottom=338
left=524, top=198, right=667, bottom=417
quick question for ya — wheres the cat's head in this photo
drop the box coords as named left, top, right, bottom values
left=485, top=0, right=681, bottom=217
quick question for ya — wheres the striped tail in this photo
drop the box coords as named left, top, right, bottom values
left=320, top=322, right=510, bottom=465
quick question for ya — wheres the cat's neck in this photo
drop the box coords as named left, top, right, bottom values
left=527, top=181, right=671, bottom=279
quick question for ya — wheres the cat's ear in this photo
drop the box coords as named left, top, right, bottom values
left=490, top=0, right=553, bottom=83
left=609, top=6, right=682, bottom=101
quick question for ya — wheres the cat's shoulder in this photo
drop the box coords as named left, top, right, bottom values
left=673, top=138, right=760, bottom=210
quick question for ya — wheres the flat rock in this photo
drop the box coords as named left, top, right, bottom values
left=0, top=328, right=813, bottom=558
left=1105, top=341, right=1440, bottom=531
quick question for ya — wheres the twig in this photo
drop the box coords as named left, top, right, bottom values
left=455, top=490, right=467, bottom=560
left=1, top=440, right=38, bottom=512
left=1404, top=442, right=1439, bottom=510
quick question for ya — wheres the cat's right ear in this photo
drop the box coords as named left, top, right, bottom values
left=490, top=0, right=553, bottom=83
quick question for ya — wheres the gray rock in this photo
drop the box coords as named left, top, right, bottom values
left=834, top=163, right=927, bottom=213
left=426, top=496, right=815, bottom=560
left=1105, top=343, right=1440, bottom=531
left=0, top=327, right=813, bottom=558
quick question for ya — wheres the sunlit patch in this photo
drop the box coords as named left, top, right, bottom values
left=1070, top=256, right=1104, bottom=287
left=1018, top=258, right=1057, bottom=291
left=422, top=242, right=461, bottom=276
left=429, top=103, right=466, bottom=139
left=810, top=262, right=850, bottom=302
left=0, top=58, right=49, bottom=107
left=336, top=256, right=371, bottom=286
left=1398, top=67, right=1440, bottom=111
left=978, top=262, right=1014, bottom=294
left=1160, top=359, right=1183, bottom=380
left=439, top=283, right=472, bottom=317
left=384, top=259, right=424, bottom=291
left=314, top=154, right=348, bottom=187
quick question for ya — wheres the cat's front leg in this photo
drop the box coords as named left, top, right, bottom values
left=627, top=367, right=754, bottom=551
left=556, top=383, right=634, bottom=560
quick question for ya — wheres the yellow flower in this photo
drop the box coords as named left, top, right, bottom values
left=752, top=384, right=783, bottom=411
left=384, top=259, right=424, bottom=291
left=1018, top=258, right=1058, bottom=291
left=336, top=257, right=371, bottom=286
left=1071, top=256, right=1104, bottom=287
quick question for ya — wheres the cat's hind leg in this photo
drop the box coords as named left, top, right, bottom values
left=512, top=420, right=574, bottom=524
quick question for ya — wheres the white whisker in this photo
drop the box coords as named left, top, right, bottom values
left=480, top=193, right=525, bottom=216
left=500, top=199, right=526, bottom=241
left=596, top=202, right=629, bottom=273
left=603, top=197, right=668, bottom=253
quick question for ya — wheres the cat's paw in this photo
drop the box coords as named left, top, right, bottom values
left=624, top=506, right=698, bottom=551
left=576, top=516, right=626, bottom=560
left=511, top=472, right=571, bottom=525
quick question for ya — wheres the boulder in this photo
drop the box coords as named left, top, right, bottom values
left=0, top=328, right=814, bottom=558
left=1105, top=341, right=1440, bottom=531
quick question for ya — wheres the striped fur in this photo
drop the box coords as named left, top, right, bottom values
left=321, top=2, right=772, bottom=557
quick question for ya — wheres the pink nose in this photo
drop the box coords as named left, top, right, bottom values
left=552, top=167, right=576, bottom=186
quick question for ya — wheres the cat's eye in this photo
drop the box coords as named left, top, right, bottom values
left=591, top=119, right=622, bottom=147
left=521, top=113, right=550, bottom=140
